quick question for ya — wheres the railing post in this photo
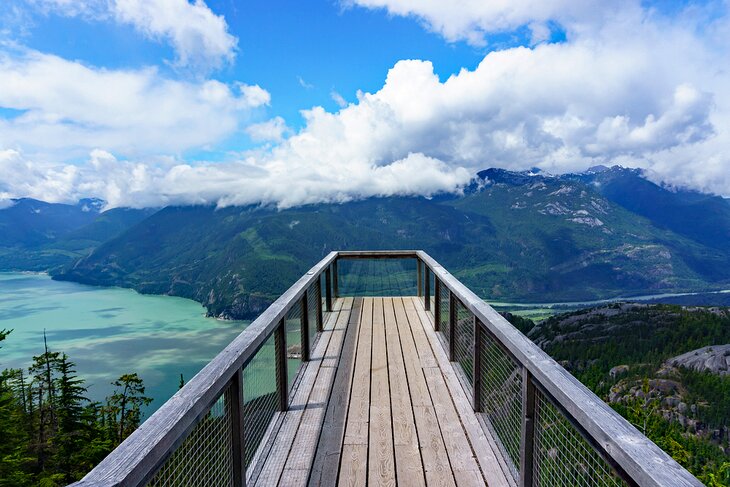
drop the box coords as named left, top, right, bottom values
left=300, top=292, right=310, bottom=362
left=424, top=266, right=431, bottom=311
left=417, top=260, right=423, bottom=297
left=332, top=259, right=339, bottom=298
left=448, top=291, right=456, bottom=361
left=520, top=368, right=536, bottom=487
left=316, top=277, right=323, bottom=332
left=433, top=277, right=440, bottom=331
left=275, top=319, right=288, bottom=411
left=325, top=266, right=333, bottom=312
left=473, top=317, right=482, bottom=412
left=231, top=369, right=245, bottom=486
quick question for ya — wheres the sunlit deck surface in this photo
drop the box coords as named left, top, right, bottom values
left=248, top=296, right=508, bottom=487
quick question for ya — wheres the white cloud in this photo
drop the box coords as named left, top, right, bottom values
left=345, top=0, right=627, bottom=46
left=298, top=75, right=314, bottom=90
left=331, top=90, right=348, bottom=108
left=26, top=0, right=237, bottom=71
left=245, top=117, right=289, bottom=143
left=3, top=0, right=730, bottom=208
left=0, top=48, right=268, bottom=156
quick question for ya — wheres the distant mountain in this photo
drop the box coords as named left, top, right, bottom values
left=568, top=166, right=730, bottom=252
left=51, top=167, right=730, bottom=318
left=0, top=200, right=155, bottom=271
left=0, top=198, right=103, bottom=247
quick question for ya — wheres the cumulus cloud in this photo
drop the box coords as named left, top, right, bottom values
left=26, top=0, right=237, bottom=71
left=345, top=0, right=627, bottom=46
left=3, top=0, right=730, bottom=208
left=245, top=117, right=290, bottom=143
left=0, top=48, right=268, bottom=156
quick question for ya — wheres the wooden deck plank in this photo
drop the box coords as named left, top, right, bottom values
left=338, top=445, right=367, bottom=487
left=387, top=298, right=425, bottom=487
left=281, top=298, right=357, bottom=484
left=248, top=297, right=346, bottom=485
left=338, top=298, right=373, bottom=486
left=253, top=296, right=509, bottom=487
left=368, top=297, right=395, bottom=487
left=309, top=298, right=363, bottom=487
left=254, top=298, right=351, bottom=486
left=409, top=297, right=512, bottom=487
left=394, top=298, right=456, bottom=487
left=342, top=297, right=372, bottom=445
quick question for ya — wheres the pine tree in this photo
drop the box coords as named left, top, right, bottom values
left=53, top=354, right=87, bottom=483
left=106, top=373, right=152, bottom=444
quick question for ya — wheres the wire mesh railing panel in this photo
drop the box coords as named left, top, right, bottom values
left=336, top=258, right=417, bottom=296
left=146, top=384, right=234, bottom=487
left=286, top=301, right=303, bottom=391
left=242, top=334, right=278, bottom=468
left=478, top=326, right=523, bottom=481
left=534, top=388, right=627, bottom=487
left=453, top=298, right=474, bottom=384
left=307, top=283, right=320, bottom=349
left=437, top=280, right=450, bottom=339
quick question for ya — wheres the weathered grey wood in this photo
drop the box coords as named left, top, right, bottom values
left=519, top=368, right=535, bottom=487
left=231, top=370, right=244, bottom=487
left=309, top=299, right=362, bottom=487
left=316, top=279, right=324, bottom=333
left=341, top=297, right=372, bottom=450
left=424, top=266, right=431, bottom=311
left=409, top=298, right=512, bottom=487
left=332, top=260, right=339, bottom=298
left=254, top=299, right=348, bottom=486
left=325, top=267, right=333, bottom=312
left=301, top=292, right=311, bottom=362
left=336, top=250, right=419, bottom=259
left=368, top=298, right=395, bottom=487
left=275, top=319, right=288, bottom=412
left=386, top=299, right=424, bottom=487
left=416, top=251, right=703, bottom=487
left=70, top=252, right=338, bottom=487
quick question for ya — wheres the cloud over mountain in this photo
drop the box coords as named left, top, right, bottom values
left=1, top=0, right=730, bottom=207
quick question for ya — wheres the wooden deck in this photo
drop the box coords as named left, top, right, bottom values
left=249, top=296, right=511, bottom=487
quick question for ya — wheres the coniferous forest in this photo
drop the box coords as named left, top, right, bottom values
left=0, top=329, right=152, bottom=486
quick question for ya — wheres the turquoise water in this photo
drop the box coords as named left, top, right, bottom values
left=0, top=272, right=249, bottom=414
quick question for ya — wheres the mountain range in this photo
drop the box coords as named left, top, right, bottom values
left=2, top=166, right=729, bottom=319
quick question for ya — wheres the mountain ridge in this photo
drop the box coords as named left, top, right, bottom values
left=33, top=166, right=730, bottom=319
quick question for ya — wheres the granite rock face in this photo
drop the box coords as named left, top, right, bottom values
left=667, top=345, right=730, bottom=376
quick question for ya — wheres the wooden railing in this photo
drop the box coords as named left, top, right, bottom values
left=69, top=250, right=702, bottom=487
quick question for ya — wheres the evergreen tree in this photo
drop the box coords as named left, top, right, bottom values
left=53, top=354, right=87, bottom=483
left=106, top=373, right=152, bottom=444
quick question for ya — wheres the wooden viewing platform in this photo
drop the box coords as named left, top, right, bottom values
left=71, top=251, right=704, bottom=487
left=252, top=296, right=504, bottom=487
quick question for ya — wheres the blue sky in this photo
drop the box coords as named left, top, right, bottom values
left=0, top=0, right=729, bottom=208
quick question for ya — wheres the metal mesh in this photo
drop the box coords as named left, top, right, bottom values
left=453, top=298, right=474, bottom=384
left=307, top=283, right=320, bottom=350
left=336, top=258, right=417, bottom=296
left=534, top=388, right=627, bottom=487
left=286, top=300, right=304, bottom=391
left=478, top=326, right=523, bottom=481
left=146, top=384, right=234, bottom=487
left=437, top=281, right=450, bottom=338
left=243, top=334, right=278, bottom=467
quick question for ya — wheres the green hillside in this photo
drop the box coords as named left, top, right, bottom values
left=54, top=170, right=730, bottom=319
